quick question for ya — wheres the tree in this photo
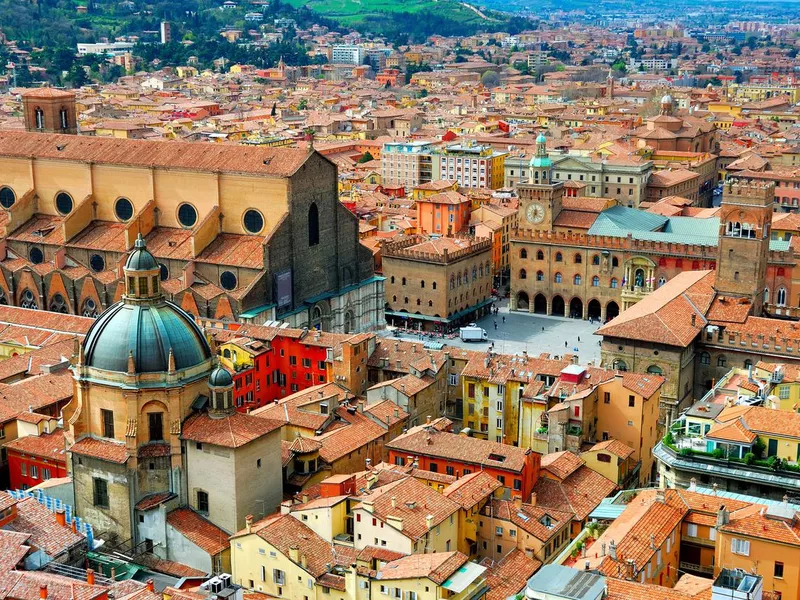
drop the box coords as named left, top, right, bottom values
left=66, top=64, right=89, bottom=88
left=358, top=151, right=374, bottom=164
left=270, top=102, right=277, bottom=117
left=297, top=98, right=308, bottom=110
left=480, top=70, right=500, bottom=88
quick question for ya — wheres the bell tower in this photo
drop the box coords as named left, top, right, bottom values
left=715, top=179, right=775, bottom=314
left=22, top=87, right=78, bottom=135
left=517, top=133, right=564, bottom=230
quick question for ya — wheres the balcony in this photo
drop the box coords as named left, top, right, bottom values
left=680, top=561, right=714, bottom=576
left=681, top=534, right=715, bottom=548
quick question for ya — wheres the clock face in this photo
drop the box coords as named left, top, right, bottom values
left=526, top=202, right=545, bottom=224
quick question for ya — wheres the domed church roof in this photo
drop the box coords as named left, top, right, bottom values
left=83, top=302, right=210, bottom=373
left=209, top=366, right=234, bottom=388
left=81, top=235, right=211, bottom=374
left=125, top=234, right=159, bottom=271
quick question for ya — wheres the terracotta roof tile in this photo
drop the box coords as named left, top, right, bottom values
left=0, top=131, right=312, bottom=178
left=181, top=411, right=283, bottom=448
left=166, top=508, right=229, bottom=556
left=483, top=549, right=541, bottom=600
left=376, top=552, right=468, bottom=585
left=69, top=436, right=128, bottom=464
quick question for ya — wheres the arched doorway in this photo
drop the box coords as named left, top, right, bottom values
left=551, top=295, right=565, bottom=317
left=516, top=291, right=530, bottom=310
left=569, top=297, right=583, bottom=319
left=533, top=293, right=547, bottom=314
left=606, top=301, right=620, bottom=322
left=587, top=299, right=601, bottom=321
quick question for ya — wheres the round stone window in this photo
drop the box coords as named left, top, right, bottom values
left=55, top=192, right=73, bottom=215
left=115, top=197, right=134, bottom=221
left=177, top=203, right=198, bottom=228
left=220, top=271, right=237, bottom=291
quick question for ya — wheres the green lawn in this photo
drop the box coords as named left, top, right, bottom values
left=283, top=0, right=490, bottom=25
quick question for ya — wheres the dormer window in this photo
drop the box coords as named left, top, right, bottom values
left=320, top=402, right=328, bottom=415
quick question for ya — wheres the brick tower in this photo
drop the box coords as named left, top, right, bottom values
left=715, top=179, right=775, bottom=314
left=517, top=133, right=564, bottom=231
left=22, top=88, right=78, bottom=134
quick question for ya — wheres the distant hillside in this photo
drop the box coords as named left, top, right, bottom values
left=282, top=0, right=530, bottom=40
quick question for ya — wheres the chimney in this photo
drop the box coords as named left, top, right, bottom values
left=689, top=477, right=697, bottom=492
left=716, top=505, right=729, bottom=527
left=584, top=560, right=590, bottom=571
left=86, top=569, right=95, bottom=586
left=146, top=581, right=155, bottom=593
left=301, top=554, right=308, bottom=569
left=426, top=515, right=434, bottom=530
left=413, top=457, right=419, bottom=469
left=245, top=514, right=253, bottom=533
left=426, top=415, right=432, bottom=424
left=391, top=496, right=397, bottom=508
left=40, top=586, right=47, bottom=600
left=655, top=489, right=665, bottom=503
left=601, top=542, right=606, bottom=557
left=513, top=496, right=522, bottom=510
left=712, top=482, right=718, bottom=495
left=366, top=457, right=372, bottom=469
left=530, top=492, right=537, bottom=506
left=289, top=545, right=300, bottom=562
left=55, top=509, right=66, bottom=527
left=72, top=520, right=78, bottom=534
left=394, top=408, right=399, bottom=418
left=609, top=540, right=617, bottom=561
left=691, top=314, right=696, bottom=326
left=650, top=533, right=656, bottom=550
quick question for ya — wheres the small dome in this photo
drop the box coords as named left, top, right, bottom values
left=536, top=133, right=547, bottom=143
left=83, top=301, right=211, bottom=373
left=661, top=94, right=673, bottom=105
left=125, top=234, right=158, bottom=272
left=209, top=366, right=234, bottom=388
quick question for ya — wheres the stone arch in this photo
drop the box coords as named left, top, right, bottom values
left=569, top=297, right=583, bottom=319
left=533, top=293, right=547, bottom=314
left=606, top=301, right=620, bottom=321
left=551, top=295, right=565, bottom=317
left=587, top=299, right=601, bottom=320
left=311, top=300, right=331, bottom=331
left=516, top=291, right=529, bottom=310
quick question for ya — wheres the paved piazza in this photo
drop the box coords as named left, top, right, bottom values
left=383, top=298, right=603, bottom=365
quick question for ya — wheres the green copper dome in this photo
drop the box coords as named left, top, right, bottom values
left=536, top=133, right=547, bottom=143
left=209, top=366, right=234, bottom=388
left=125, top=234, right=158, bottom=271
left=83, top=301, right=211, bottom=373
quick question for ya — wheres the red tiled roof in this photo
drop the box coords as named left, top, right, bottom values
left=483, top=549, right=541, bottom=600
left=377, top=552, right=468, bottom=585
left=3, top=430, right=66, bottom=463
left=69, top=436, right=128, bottom=464
left=181, top=411, right=283, bottom=448
left=166, top=508, right=229, bottom=556
left=0, top=131, right=313, bottom=178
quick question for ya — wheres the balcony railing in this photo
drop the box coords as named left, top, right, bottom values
left=680, top=561, right=714, bottom=575
left=681, top=534, right=715, bottom=548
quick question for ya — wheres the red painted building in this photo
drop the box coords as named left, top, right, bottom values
left=386, top=419, right=540, bottom=500
left=4, top=429, right=68, bottom=491
left=216, top=327, right=337, bottom=412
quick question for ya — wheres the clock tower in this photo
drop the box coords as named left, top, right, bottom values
left=518, top=133, right=564, bottom=231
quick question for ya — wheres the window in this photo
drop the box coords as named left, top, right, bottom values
left=0, top=187, right=16, bottom=209
left=700, top=352, right=710, bottom=365
left=574, top=253, right=582, bottom=264
left=115, top=197, right=134, bottom=222
left=536, top=270, right=544, bottom=281
left=273, top=569, right=285, bottom=585
left=308, top=203, right=320, bottom=246
left=775, top=561, right=784, bottom=579
left=592, top=276, right=600, bottom=287
left=93, top=478, right=109, bottom=508
left=687, top=523, right=698, bottom=537
left=243, top=209, right=264, bottom=234
left=30, top=465, right=38, bottom=479
left=603, top=392, right=610, bottom=404
left=537, top=250, right=544, bottom=260
left=102, top=409, right=115, bottom=438
left=197, top=490, right=209, bottom=513
left=555, top=252, right=562, bottom=262
left=717, top=355, right=727, bottom=368
left=177, top=203, right=198, bottom=228
left=148, top=412, right=164, bottom=442
left=519, top=268, right=527, bottom=280
left=731, top=538, right=750, bottom=556
left=520, top=249, right=527, bottom=259
left=555, top=272, right=562, bottom=283
left=628, top=396, right=635, bottom=407
left=573, top=274, right=581, bottom=285
left=610, top=278, right=618, bottom=288
left=220, top=271, right=238, bottom=291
